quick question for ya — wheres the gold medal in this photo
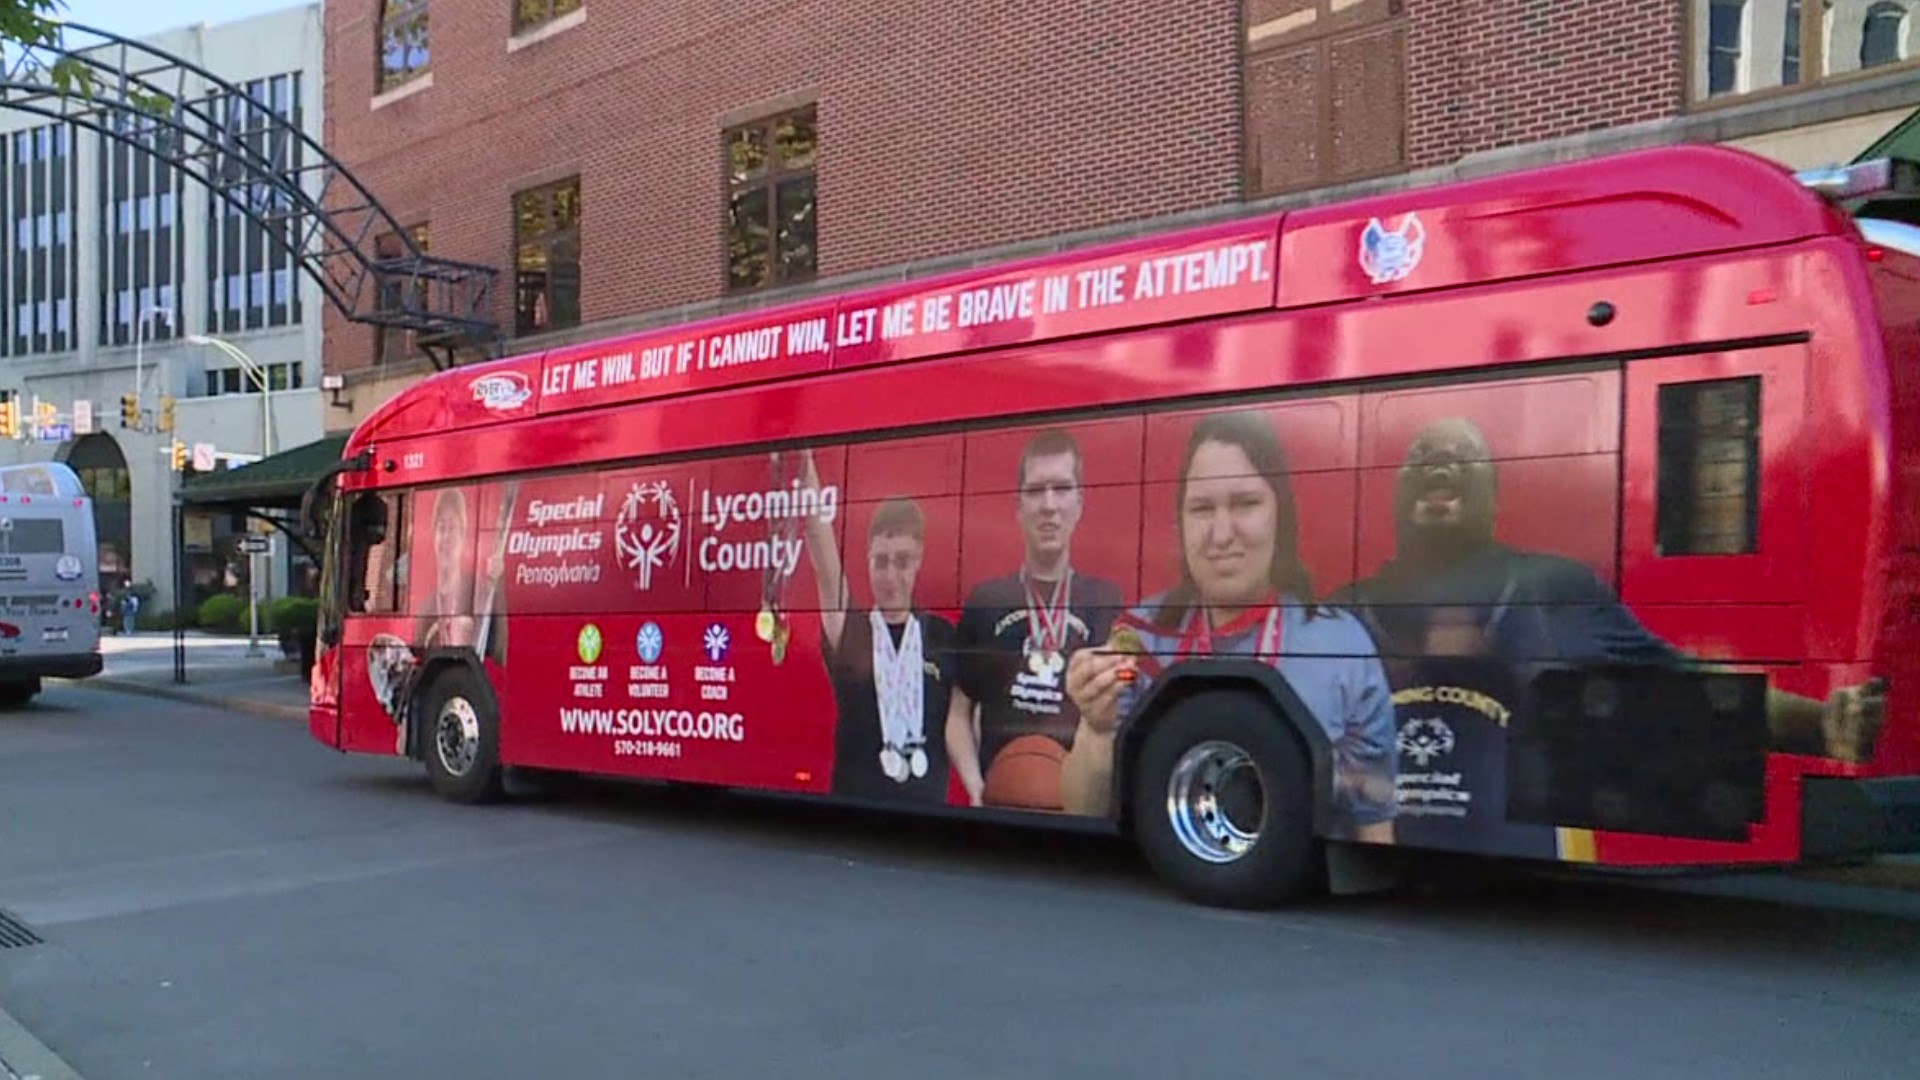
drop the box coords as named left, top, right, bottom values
left=755, top=606, right=776, bottom=643
left=1109, top=627, right=1144, bottom=655
left=771, top=621, right=790, bottom=665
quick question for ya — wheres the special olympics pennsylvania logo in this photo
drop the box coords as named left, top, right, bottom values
left=614, top=480, right=682, bottom=591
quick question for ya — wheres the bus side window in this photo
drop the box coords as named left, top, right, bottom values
left=1654, top=376, right=1760, bottom=557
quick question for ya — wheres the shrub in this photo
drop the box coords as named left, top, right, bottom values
left=197, top=593, right=246, bottom=632
left=268, top=596, right=318, bottom=634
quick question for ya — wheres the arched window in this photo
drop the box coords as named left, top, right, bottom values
left=1707, top=0, right=1749, bottom=96
left=376, top=0, right=430, bottom=93
left=1862, top=1, right=1910, bottom=68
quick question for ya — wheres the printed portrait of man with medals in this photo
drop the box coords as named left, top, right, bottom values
left=1060, top=410, right=1399, bottom=842
left=946, top=428, right=1125, bottom=811
left=797, top=449, right=957, bottom=804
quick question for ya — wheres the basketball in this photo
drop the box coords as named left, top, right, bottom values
left=982, top=734, right=1066, bottom=811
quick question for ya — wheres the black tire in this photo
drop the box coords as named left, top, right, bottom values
left=418, top=666, right=505, bottom=804
left=1128, top=688, right=1319, bottom=910
left=0, top=679, right=41, bottom=709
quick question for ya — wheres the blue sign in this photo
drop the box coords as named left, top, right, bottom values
left=36, top=424, right=70, bottom=442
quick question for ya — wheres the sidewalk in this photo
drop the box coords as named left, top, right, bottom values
left=66, top=631, right=309, bottom=722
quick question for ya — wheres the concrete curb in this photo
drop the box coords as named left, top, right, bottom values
left=59, top=676, right=307, bottom=723
left=1794, top=857, right=1920, bottom=894
left=0, top=1001, right=83, bottom=1080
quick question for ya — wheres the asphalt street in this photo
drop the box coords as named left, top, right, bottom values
left=1, top=682, right=1917, bottom=1080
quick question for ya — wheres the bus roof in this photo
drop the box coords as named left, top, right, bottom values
left=347, top=143, right=1854, bottom=454
left=0, top=461, right=88, bottom=500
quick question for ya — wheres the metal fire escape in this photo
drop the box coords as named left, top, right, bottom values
left=0, top=22, right=501, bottom=371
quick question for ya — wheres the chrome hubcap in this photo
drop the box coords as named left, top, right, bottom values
left=1165, top=740, right=1266, bottom=864
left=435, top=696, right=481, bottom=778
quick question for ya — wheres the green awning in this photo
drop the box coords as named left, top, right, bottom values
left=1855, top=107, right=1920, bottom=164
left=1849, top=106, right=1920, bottom=226
left=177, top=432, right=350, bottom=509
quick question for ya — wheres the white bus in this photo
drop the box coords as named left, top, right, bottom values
left=0, top=462, right=103, bottom=705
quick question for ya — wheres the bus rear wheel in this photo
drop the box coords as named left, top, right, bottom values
left=1129, top=689, right=1318, bottom=910
left=419, top=667, right=504, bottom=805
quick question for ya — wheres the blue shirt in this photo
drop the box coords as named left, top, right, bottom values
left=1114, top=593, right=1399, bottom=836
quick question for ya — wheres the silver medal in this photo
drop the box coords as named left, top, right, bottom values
left=909, top=746, right=928, bottom=778
left=880, top=746, right=907, bottom=783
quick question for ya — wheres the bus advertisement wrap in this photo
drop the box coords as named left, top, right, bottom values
left=310, top=147, right=1920, bottom=907
left=328, top=367, right=1883, bottom=857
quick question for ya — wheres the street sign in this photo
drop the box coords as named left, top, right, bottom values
left=235, top=535, right=271, bottom=555
left=191, top=442, right=216, bottom=471
left=35, top=423, right=70, bottom=442
left=72, top=400, right=93, bottom=434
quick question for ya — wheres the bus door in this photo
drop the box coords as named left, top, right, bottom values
left=321, top=489, right=411, bottom=751
left=1618, top=344, right=1809, bottom=646
left=1516, top=345, right=1808, bottom=847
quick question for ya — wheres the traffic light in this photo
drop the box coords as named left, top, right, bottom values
left=158, top=395, right=175, bottom=434
left=34, top=399, right=55, bottom=433
left=169, top=439, right=187, bottom=472
left=120, top=393, right=139, bottom=429
left=0, top=399, right=17, bottom=440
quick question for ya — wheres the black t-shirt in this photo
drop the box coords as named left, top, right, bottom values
left=1332, top=542, right=1677, bottom=859
left=954, top=570, right=1125, bottom=765
left=823, top=608, right=956, bottom=804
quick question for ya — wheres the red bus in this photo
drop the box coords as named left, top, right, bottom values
left=303, top=144, right=1920, bottom=909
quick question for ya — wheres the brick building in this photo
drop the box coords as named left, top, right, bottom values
left=317, top=0, right=1920, bottom=426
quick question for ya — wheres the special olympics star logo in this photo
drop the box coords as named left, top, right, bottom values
left=702, top=622, right=730, bottom=662
left=1398, top=717, right=1455, bottom=766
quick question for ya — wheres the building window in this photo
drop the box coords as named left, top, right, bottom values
left=1, top=123, right=79, bottom=357
left=378, top=0, right=431, bottom=93
left=204, top=73, right=305, bottom=336
left=1783, top=0, right=1803, bottom=84
left=1863, top=2, right=1910, bottom=66
left=1696, top=0, right=1918, bottom=102
left=203, top=362, right=303, bottom=396
left=513, top=0, right=583, bottom=34
left=375, top=222, right=429, bottom=364
left=1241, top=0, right=1407, bottom=197
left=514, top=177, right=580, bottom=336
left=1707, top=0, right=1749, bottom=96
left=725, top=108, right=816, bottom=292
left=1656, top=377, right=1760, bottom=557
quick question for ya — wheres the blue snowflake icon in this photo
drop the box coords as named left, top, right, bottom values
left=702, top=622, right=730, bottom=662
left=636, top=621, right=664, bottom=664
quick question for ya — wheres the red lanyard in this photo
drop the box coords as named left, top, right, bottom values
left=1181, top=600, right=1284, bottom=659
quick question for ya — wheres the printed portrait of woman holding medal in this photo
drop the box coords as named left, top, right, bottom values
left=797, top=448, right=958, bottom=804
left=1059, top=409, right=1399, bottom=842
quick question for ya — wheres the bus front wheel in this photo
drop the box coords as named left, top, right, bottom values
left=1128, top=689, right=1319, bottom=910
left=0, top=679, right=38, bottom=709
left=419, top=667, right=504, bottom=805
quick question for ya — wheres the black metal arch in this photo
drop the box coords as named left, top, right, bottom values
left=1, top=22, right=501, bottom=370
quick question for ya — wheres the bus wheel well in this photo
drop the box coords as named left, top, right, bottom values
left=1114, top=669, right=1332, bottom=838
left=414, top=659, right=506, bottom=804
left=405, top=653, right=495, bottom=762
left=1119, top=681, right=1326, bottom=909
